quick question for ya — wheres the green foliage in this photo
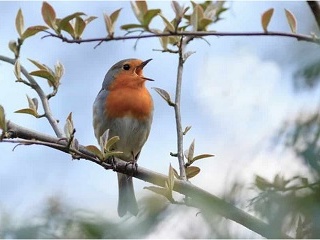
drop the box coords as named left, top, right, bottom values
left=285, top=9, right=297, bottom=34
left=85, top=129, right=123, bottom=161
left=183, top=139, right=214, bottom=179
left=0, top=195, right=194, bottom=238
left=121, top=1, right=227, bottom=51
left=41, top=1, right=96, bottom=39
left=278, top=112, right=320, bottom=173
left=248, top=104, right=320, bottom=238
left=261, top=8, right=274, bottom=32
left=152, top=87, right=175, bottom=106
left=294, top=59, right=320, bottom=90
left=64, top=112, right=74, bottom=140
left=14, top=95, right=39, bottom=118
left=145, top=164, right=176, bottom=203
left=28, top=58, right=64, bottom=89
left=15, top=8, right=48, bottom=42
left=103, top=8, right=122, bottom=37
left=248, top=175, right=320, bottom=238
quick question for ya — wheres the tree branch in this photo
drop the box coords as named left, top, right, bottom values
left=2, top=120, right=292, bottom=239
left=0, top=55, right=64, bottom=138
left=43, top=30, right=320, bottom=46
left=307, top=1, right=320, bottom=30
left=175, top=37, right=187, bottom=180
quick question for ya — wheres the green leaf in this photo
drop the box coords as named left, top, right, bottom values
left=190, top=1, right=198, bottom=9
left=199, top=18, right=213, bottom=31
left=186, top=166, right=200, bottom=179
left=159, top=14, right=175, bottom=33
left=104, top=136, right=120, bottom=151
left=28, top=58, right=47, bottom=70
left=104, top=9, right=121, bottom=37
left=99, top=129, right=109, bottom=152
left=85, top=145, right=103, bottom=159
left=29, top=70, right=55, bottom=87
left=167, top=164, right=175, bottom=191
left=183, top=126, right=192, bottom=135
left=284, top=8, right=297, bottom=33
left=64, top=112, right=74, bottom=139
left=152, top=87, right=174, bottom=106
left=190, top=4, right=204, bottom=31
left=15, top=9, right=24, bottom=37
left=172, top=1, right=183, bottom=18
left=14, top=108, right=38, bottom=117
left=104, top=150, right=123, bottom=159
left=191, top=153, right=214, bottom=164
left=21, top=25, right=48, bottom=40
left=85, top=16, right=98, bottom=25
left=187, top=139, right=195, bottom=163
left=131, top=1, right=145, bottom=23
left=255, top=175, right=272, bottom=191
left=103, top=14, right=112, bottom=36
left=8, top=41, right=18, bottom=56
left=60, top=21, right=75, bottom=38
left=110, top=8, right=122, bottom=23
left=31, top=98, right=38, bottom=111
left=14, top=59, right=21, bottom=80
left=54, top=61, right=64, bottom=84
left=74, top=17, right=86, bottom=39
left=42, top=1, right=56, bottom=29
left=136, top=1, right=148, bottom=16
left=121, top=23, right=144, bottom=30
left=159, top=36, right=168, bottom=50
left=261, top=8, right=274, bottom=32
left=0, top=105, right=7, bottom=132
left=26, top=95, right=37, bottom=110
left=172, top=167, right=181, bottom=179
left=143, top=9, right=161, bottom=27
left=203, top=3, right=217, bottom=20
left=144, top=186, right=175, bottom=203
left=168, top=36, right=180, bottom=45
left=58, top=12, right=86, bottom=31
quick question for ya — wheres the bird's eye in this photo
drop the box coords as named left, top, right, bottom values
left=123, top=64, right=130, bottom=70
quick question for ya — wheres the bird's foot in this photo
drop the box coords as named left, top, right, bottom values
left=125, top=160, right=138, bottom=176
left=107, top=156, right=117, bottom=170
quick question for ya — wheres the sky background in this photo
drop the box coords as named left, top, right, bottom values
left=0, top=1, right=319, bottom=238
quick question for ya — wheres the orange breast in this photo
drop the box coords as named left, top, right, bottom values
left=105, top=86, right=153, bottom=120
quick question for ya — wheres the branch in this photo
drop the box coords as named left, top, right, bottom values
left=175, top=37, right=187, bottom=180
left=307, top=1, right=320, bottom=30
left=0, top=55, right=64, bottom=138
left=2, top=121, right=292, bottom=239
left=43, top=30, right=320, bottom=46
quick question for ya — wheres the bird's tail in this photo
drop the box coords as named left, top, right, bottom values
left=117, top=173, right=139, bottom=217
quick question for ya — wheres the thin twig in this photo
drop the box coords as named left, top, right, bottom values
left=0, top=55, right=64, bottom=138
left=43, top=30, right=320, bottom=46
left=174, top=37, right=187, bottom=180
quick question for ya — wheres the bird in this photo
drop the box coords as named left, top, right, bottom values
left=92, top=58, right=154, bottom=217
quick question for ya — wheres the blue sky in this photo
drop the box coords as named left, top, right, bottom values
left=0, top=1, right=319, bottom=237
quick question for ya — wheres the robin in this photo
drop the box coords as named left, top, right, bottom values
left=93, top=58, right=154, bottom=217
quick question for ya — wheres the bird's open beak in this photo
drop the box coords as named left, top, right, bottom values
left=137, top=59, right=154, bottom=81
left=140, top=59, right=152, bottom=68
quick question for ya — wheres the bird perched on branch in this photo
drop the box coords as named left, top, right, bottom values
left=93, top=58, right=154, bottom=217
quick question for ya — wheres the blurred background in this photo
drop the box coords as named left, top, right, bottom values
left=0, top=1, right=320, bottom=238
